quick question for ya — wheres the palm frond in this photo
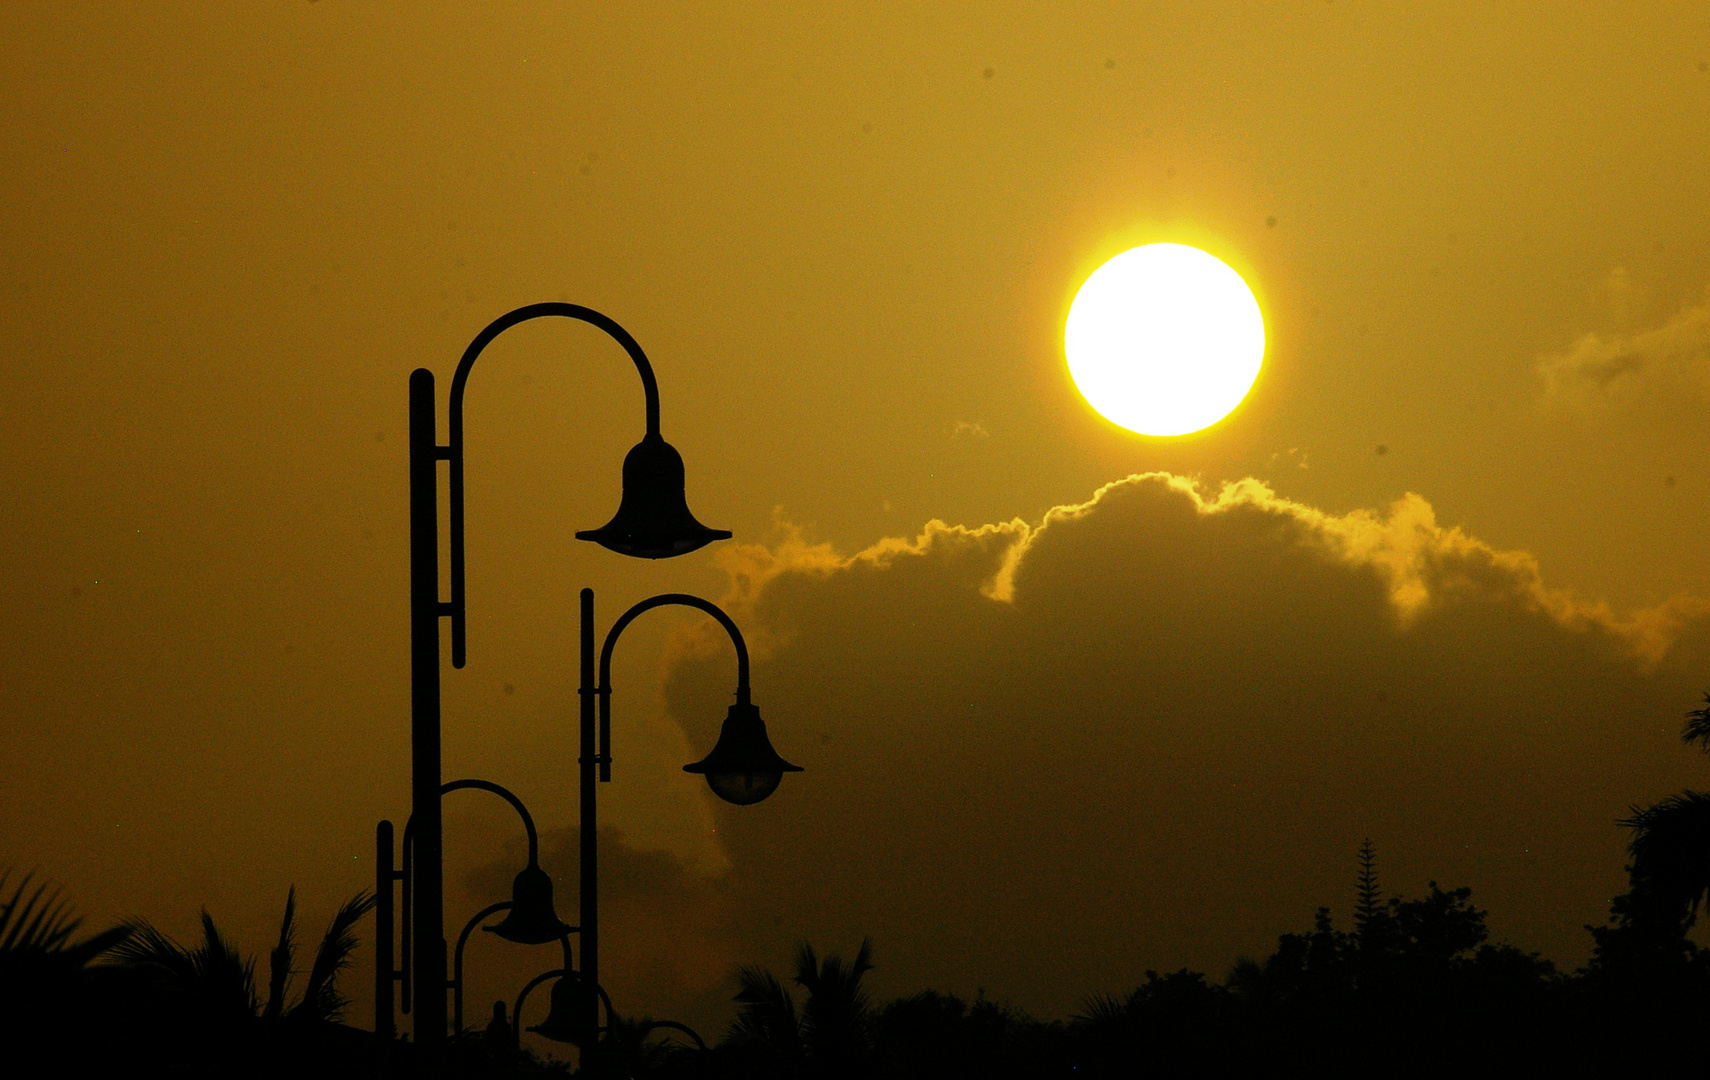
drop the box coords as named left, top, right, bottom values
left=1073, top=992, right=1131, bottom=1027
left=109, top=919, right=199, bottom=979
left=63, top=923, right=134, bottom=968
left=291, top=889, right=375, bottom=1024
left=1620, top=789, right=1710, bottom=915
left=794, top=938, right=875, bottom=1060
left=111, top=914, right=255, bottom=1021
left=0, top=870, right=132, bottom=980
left=731, top=964, right=800, bottom=1054
left=0, top=871, right=88, bottom=956
left=791, top=942, right=819, bottom=989
left=197, top=910, right=259, bottom=1019
left=264, top=886, right=297, bottom=1020
left=1684, top=692, right=1710, bottom=751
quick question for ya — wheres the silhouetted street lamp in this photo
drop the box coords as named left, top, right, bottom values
left=377, top=779, right=570, bottom=1034
left=512, top=961, right=707, bottom=1056
left=574, top=590, right=801, bottom=1063
left=513, top=954, right=610, bottom=1047
left=395, top=303, right=729, bottom=1047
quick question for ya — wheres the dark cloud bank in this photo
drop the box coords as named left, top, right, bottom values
left=470, top=474, right=1710, bottom=1042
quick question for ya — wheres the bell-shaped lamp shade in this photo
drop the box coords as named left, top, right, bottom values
left=683, top=702, right=802, bottom=806
left=575, top=433, right=732, bottom=559
left=483, top=864, right=573, bottom=945
left=528, top=975, right=590, bottom=1046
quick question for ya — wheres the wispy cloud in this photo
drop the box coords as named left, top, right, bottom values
left=1538, top=290, right=1710, bottom=405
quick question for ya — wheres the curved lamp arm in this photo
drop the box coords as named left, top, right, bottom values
left=445, top=302, right=663, bottom=668
left=639, top=1019, right=709, bottom=1052
left=435, top=778, right=542, bottom=865
left=453, top=900, right=513, bottom=1034
left=597, top=594, right=750, bottom=780
left=399, top=777, right=543, bottom=1010
left=512, top=957, right=615, bottom=1049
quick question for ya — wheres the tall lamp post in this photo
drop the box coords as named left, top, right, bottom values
left=578, top=590, right=801, bottom=1066
left=405, top=303, right=729, bottom=1046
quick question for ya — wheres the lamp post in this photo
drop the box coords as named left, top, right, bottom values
left=376, top=779, right=571, bottom=1035
left=579, top=590, right=801, bottom=1069
left=404, top=303, right=730, bottom=1046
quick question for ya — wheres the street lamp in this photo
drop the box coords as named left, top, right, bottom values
left=575, top=590, right=801, bottom=1062
left=402, top=303, right=730, bottom=1046
left=376, top=779, right=570, bottom=1033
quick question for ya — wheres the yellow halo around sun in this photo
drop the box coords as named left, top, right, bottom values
left=1064, top=243, right=1265, bottom=437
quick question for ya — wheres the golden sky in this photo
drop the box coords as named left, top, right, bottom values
left=4, top=0, right=1710, bottom=1045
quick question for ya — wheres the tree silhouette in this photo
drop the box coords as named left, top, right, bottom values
left=793, top=937, right=874, bottom=1070
left=731, top=962, right=803, bottom=1069
left=727, top=939, right=875, bottom=1077
left=1682, top=690, right=1710, bottom=751
left=1623, top=792, right=1710, bottom=922
left=0, top=869, right=132, bottom=976
left=113, top=886, right=375, bottom=1027
left=1354, top=842, right=1379, bottom=922
left=0, top=870, right=133, bottom=1040
left=1619, top=692, right=1710, bottom=923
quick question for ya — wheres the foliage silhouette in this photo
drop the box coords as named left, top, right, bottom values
left=1682, top=689, right=1710, bottom=751
left=0, top=868, right=134, bottom=1058
left=792, top=938, right=874, bottom=1070
left=0, top=869, right=132, bottom=977
left=1619, top=689, right=1710, bottom=924
left=21, top=692, right=1710, bottom=1075
left=114, top=886, right=376, bottom=1026
left=725, top=939, right=875, bottom=1077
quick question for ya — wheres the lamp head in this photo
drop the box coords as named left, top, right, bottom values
left=483, top=864, right=573, bottom=945
left=575, top=433, right=731, bottom=559
left=528, top=975, right=592, bottom=1046
left=684, top=701, right=802, bottom=806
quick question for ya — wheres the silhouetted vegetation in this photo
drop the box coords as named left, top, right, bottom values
left=7, top=854, right=1708, bottom=1077
left=16, top=692, right=1710, bottom=1075
left=0, top=880, right=399, bottom=1077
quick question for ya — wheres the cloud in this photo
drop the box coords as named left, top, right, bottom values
left=718, top=473, right=1710, bottom=667
left=951, top=420, right=990, bottom=440
left=1538, top=289, right=1710, bottom=405
left=654, top=475, right=1710, bottom=1022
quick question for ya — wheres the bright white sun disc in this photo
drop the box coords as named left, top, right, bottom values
left=1064, top=243, right=1265, bottom=436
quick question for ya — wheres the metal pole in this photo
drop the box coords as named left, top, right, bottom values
left=409, top=368, right=447, bottom=1046
left=375, top=820, right=395, bottom=1038
left=579, top=587, right=600, bottom=1074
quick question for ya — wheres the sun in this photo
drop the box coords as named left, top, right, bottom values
left=1064, top=243, right=1265, bottom=437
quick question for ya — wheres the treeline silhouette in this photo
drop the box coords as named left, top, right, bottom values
left=10, top=693, right=1710, bottom=1077
left=8, top=847, right=1705, bottom=1077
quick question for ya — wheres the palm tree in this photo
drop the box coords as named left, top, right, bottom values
left=0, top=871, right=136, bottom=1068
left=731, top=963, right=803, bottom=1069
left=728, top=939, right=875, bottom=1076
left=0, top=869, right=133, bottom=971
left=1621, top=792, right=1710, bottom=923
left=0, top=870, right=133, bottom=1017
left=1683, top=692, right=1710, bottom=751
left=1617, top=692, right=1710, bottom=931
left=113, top=886, right=375, bottom=1027
left=793, top=938, right=874, bottom=1068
